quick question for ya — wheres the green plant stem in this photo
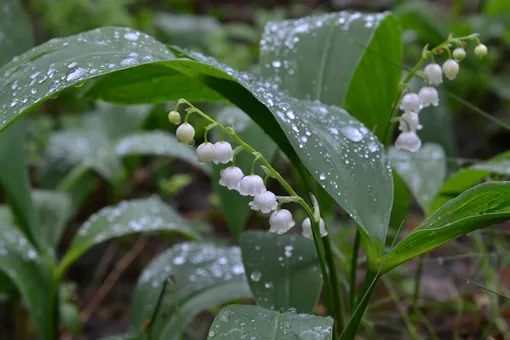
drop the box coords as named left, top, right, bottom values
left=147, top=278, right=169, bottom=340
left=57, top=164, right=90, bottom=192
left=178, top=99, right=344, bottom=333
left=349, top=229, right=361, bottom=313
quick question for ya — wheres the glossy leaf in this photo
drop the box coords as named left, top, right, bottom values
left=115, top=130, right=209, bottom=173
left=97, top=102, right=151, bottom=141
left=389, top=143, right=446, bottom=215
left=1, top=25, right=392, bottom=260
left=59, top=198, right=200, bottom=273
left=32, top=190, right=72, bottom=248
left=431, top=152, right=510, bottom=211
left=207, top=305, right=333, bottom=340
left=259, top=12, right=402, bottom=141
left=212, top=107, right=278, bottom=239
left=129, top=242, right=251, bottom=340
left=239, top=231, right=321, bottom=313
left=0, top=207, right=52, bottom=336
left=0, top=119, right=41, bottom=248
left=383, top=182, right=510, bottom=273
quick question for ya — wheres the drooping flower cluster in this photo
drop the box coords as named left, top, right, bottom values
left=169, top=109, right=327, bottom=238
left=395, top=38, right=488, bottom=153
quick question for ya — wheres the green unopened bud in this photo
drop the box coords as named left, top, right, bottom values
left=474, top=44, right=488, bottom=59
left=168, top=110, right=181, bottom=125
left=452, top=47, right=466, bottom=61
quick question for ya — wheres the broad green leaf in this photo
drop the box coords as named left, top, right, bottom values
left=0, top=0, right=33, bottom=66
left=40, top=116, right=123, bottom=182
left=212, top=107, right=278, bottom=239
left=129, top=242, right=251, bottom=340
left=259, top=13, right=398, bottom=259
left=154, top=12, right=221, bottom=48
left=383, top=182, right=510, bottom=273
left=0, top=0, right=41, bottom=250
left=389, top=143, right=446, bottom=215
left=115, top=130, right=210, bottom=173
left=0, top=119, right=41, bottom=248
left=58, top=198, right=200, bottom=273
left=32, top=190, right=72, bottom=248
left=431, top=152, right=510, bottom=211
left=388, top=171, right=410, bottom=243
left=0, top=207, right=52, bottom=336
left=1, top=26, right=392, bottom=260
left=96, top=102, right=152, bottom=141
left=207, top=305, right=333, bottom=339
left=259, top=12, right=402, bottom=142
left=239, top=231, right=321, bottom=313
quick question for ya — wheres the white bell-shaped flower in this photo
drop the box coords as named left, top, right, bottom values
left=395, top=131, right=422, bottom=152
left=176, top=123, right=195, bottom=143
left=249, top=191, right=278, bottom=213
left=475, top=44, right=488, bottom=58
left=196, top=142, right=215, bottom=163
left=399, top=112, right=421, bottom=132
left=213, top=141, right=234, bottom=164
left=302, top=217, right=328, bottom=238
left=269, top=209, right=295, bottom=234
left=219, top=166, right=244, bottom=191
left=399, top=93, right=421, bottom=113
left=424, top=63, right=443, bottom=86
left=418, top=86, right=439, bottom=108
left=239, top=175, right=266, bottom=196
left=442, top=59, right=459, bottom=80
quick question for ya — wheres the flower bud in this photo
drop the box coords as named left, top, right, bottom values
left=213, top=141, right=234, bottom=164
left=239, top=175, right=266, bottom=197
left=474, top=44, right=488, bottom=58
left=176, top=123, right=195, bottom=143
left=219, top=166, right=244, bottom=191
left=269, top=209, right=295, bottom=235
left=400, top=93, right=421, bottom=113
left=424, top=63, right=443, bottom=85
left=452, top=47, right=466, bottom=61
left=196, top=142, right=215, bottom=163
left=249, top=191, right=278, bottom=214
left=418, top=86, right=439, bottom=108
left=395, top=131, right=422, bottom=152
left=442, top=59, right=459, bottom=80
left=302, top=217, right=327, bottom=239
left=168, top=110, right=181, bottom=125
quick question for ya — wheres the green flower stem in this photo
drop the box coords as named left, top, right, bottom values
left=349, top=229, right=361, bottom=312
left=382, top=33, right=479, bottom=144
left=176, top=99, right=344, bottom=331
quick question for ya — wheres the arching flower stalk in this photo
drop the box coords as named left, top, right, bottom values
left=388, top=33, right=487, bottom=152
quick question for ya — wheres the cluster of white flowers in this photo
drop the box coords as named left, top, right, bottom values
left=395, top=42, right=488, bottom=153
left=169, top=111, right=328, bottom=238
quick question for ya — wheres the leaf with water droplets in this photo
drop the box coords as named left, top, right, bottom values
left=259, top=12, right=402, bottom=142
left=115, top=130, right=210, bottom=173
left=32, top=190, right=72, bottom=248
left=389, top=143, right=446, bottom=215
left=129, top=242, right=251, bottom=340
left=239, top=231, right=321, bottom=313
left=212, top=107, right=278, bottom=240
left=208, top=305, right=333, bottom=339
left=59, top=198, right=200, bottom=272
left=431, top=151, right=510, bottom=212
left=0, top=206, right=52, bottom=336
left=383, top=181, right=510, bottom=273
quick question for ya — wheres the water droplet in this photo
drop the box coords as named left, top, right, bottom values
left=272, top=60, right=282, bottom=68
left=66, top=67, right=87, bottom=82
left=319, top=173, right=326, bottom=180
left=208, top=330, right=216, bottom=337
left=120, top=57, right=137, bottom=67
left=124, top=32, right=139, bottom=41
left=250, top=271, right=262, bottom=282
left=340, top=126, right=363, bottom=142
left=264, top=282, right=273, bottom=289
left=173, top=256, right=185, bottom=265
